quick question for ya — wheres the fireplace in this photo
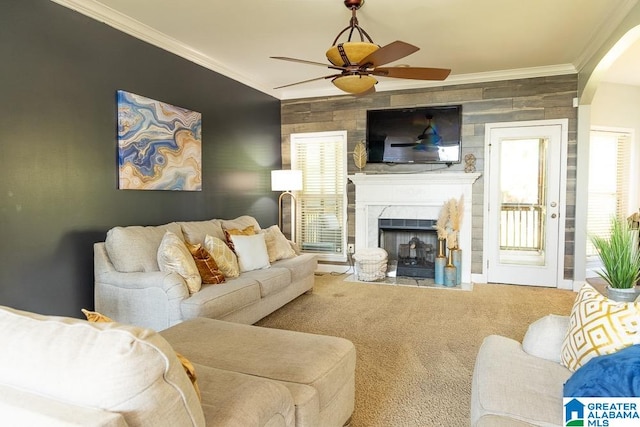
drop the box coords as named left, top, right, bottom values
left=349, top=172, right=480, bottom=284
left=378, top=219, right=438, bottom=278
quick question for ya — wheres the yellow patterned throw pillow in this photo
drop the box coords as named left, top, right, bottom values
left=203, top=234, right=240, bottom=278
left=81, top=309, right=202, bottom=401
left=157, top=231, right=202, bottom=294
left=560, top=284, right=640, bottom=372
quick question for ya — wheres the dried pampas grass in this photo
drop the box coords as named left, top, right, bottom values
left=436, top=203, right=449, bottom=240
left=448, top=195, right=464, bottom=231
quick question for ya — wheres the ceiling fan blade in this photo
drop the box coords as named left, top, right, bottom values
left=358, top=41, right=419, bottom=67
left=270, top=56, right=346, bottom=71
left=372, top=66, right=451, bottom=81
left=274, top=74, right=340, bottom=89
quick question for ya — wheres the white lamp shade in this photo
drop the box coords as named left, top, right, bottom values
left=271, top=169, right=303, bottom=191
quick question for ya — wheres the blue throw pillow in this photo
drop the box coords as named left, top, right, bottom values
left=564, top=344, right=640, bottom=397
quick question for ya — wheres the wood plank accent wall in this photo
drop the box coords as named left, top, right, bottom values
left=281, top=75, right=578, bottom=279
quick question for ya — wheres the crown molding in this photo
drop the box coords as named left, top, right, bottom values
left=277, top=64, right=578, bottom=100
left=573, top=0, right=640, bottom=71
left=50, top=0, right=279, bottom=98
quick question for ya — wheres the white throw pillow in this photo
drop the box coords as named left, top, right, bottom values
left=157, top=231, right=202, bottom=294
left=229, top=233, right=271, bottom=273
left=522, top=314, right=569, bottom=363
left=262, top=225, right=296, bottom=262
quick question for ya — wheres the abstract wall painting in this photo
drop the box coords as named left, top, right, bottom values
left=117, top=90, right=202, bottom=191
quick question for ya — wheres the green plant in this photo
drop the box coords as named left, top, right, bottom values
left=591, top=218, right=640, bottom=289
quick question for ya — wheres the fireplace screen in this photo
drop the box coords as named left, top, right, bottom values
left=378, top=219, right=438, bottom=278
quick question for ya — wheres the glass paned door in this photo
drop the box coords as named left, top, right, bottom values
left=486, top=121, right=567, bottom=287
left=498, top=138, right=547, bottom=266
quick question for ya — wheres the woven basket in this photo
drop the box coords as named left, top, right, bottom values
left=353, top=248, right=388, bottom=281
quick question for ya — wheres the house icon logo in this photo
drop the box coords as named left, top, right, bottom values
left=564, top=398, right=585, bottom=426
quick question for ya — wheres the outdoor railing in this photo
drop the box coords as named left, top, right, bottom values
left=500, top=204, right=543, bottom=251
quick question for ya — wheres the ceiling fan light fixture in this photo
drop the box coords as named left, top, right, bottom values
left=326, top=42, right=380, bottom=67
left=332, top=74, right=377, bottom=94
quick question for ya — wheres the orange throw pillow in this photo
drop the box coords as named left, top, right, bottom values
left=188, top=244, right=225, bottom=285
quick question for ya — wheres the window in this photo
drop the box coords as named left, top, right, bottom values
left=586, top=129, right=632, bottom=258
left=291, top=131, right=347, bottom=262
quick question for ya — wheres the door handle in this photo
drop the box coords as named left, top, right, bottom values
left=550, top=202, right=557, bottom=208
left=551, top=213, right=557, bottom=219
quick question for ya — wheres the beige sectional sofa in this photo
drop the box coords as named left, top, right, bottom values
left=470, top=314, right=572, bottom=426
left=94, top=215, right=317, bottom=331
left=471, top=283, right=640, bottom=426
left=0, top=305, right=356, bottom=427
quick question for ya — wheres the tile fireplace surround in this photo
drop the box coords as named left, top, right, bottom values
left=349, top=172, right=481, bottom=284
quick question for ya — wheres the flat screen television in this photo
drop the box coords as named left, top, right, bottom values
left=366, top=105, right=462, bottom=164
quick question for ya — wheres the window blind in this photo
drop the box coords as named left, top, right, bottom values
left=586, top=129, right=631, bottom=257
left=291, top=131, right=347, bottom=261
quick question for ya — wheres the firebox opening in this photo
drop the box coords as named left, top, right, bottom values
left=378, top=219, right=439, bottom=278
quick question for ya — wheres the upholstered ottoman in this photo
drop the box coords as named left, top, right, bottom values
left=161, top=318, right=356, bottom=427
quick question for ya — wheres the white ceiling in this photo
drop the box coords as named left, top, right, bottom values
left=53, top=0, right=640, bottom=99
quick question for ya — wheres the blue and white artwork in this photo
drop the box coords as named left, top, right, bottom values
left=117, top=90, right=202, bottom=191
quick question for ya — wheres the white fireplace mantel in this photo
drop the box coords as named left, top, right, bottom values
left=348, top=172, right=481, bottom=283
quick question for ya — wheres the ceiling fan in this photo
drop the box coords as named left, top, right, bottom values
left=271, top=0, right=451, bottom=95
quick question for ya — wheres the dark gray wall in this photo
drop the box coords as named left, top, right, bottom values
left=0, top=1, right=282, bottom=316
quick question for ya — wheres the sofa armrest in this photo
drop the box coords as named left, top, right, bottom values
left=0, top=384, right=128, bottom=427
left=96, top=269, right=188, bottom=293
left=521, top=314, right=569, bottom=363
left=94, top=242, right=189, bottom=330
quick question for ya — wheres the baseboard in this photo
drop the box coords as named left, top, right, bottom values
left=471, top=273, right=486, bottom=283
left=316, top=263, right=354, bottom=275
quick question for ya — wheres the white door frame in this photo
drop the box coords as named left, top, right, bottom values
left=481, top=119, right=571, bottom=289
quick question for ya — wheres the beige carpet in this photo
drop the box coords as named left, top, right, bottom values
left=256, top=273, right=577, bottom=427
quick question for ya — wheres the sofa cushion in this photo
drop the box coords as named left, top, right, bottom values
left=272, top=253, right=318, bottom=282
left=178, top=219, right=225, bottom=245
left=194, top=363, right=295, bottom=427
left=81, top=308, right=202, bottom=402
left=180, top=276, right=261, bottom=320
left=105, top=222, right=183, bottom=272
left=263, top=225, right=297, bottom=262
left=203, top=234, right=240, bottom=278
left=243, top=267, right=292, bottom=297
left=522, top=314, right=569, bottom=363
left=221, top=215, right=261, bottom=233
left=161, top=318, right=356, bottom=416
left=561, top=284, right=640, bottom=372
left=0, top=383, right=129, bottom=427
left=158, top=231, right=202, bottom=294
left=0, top=305, right=205, bottom=427
left=471, top=334, right=571, bottom=426
left=230, top=233, right=271, bottom=273
left=475, top=414, right=538, bottom=426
